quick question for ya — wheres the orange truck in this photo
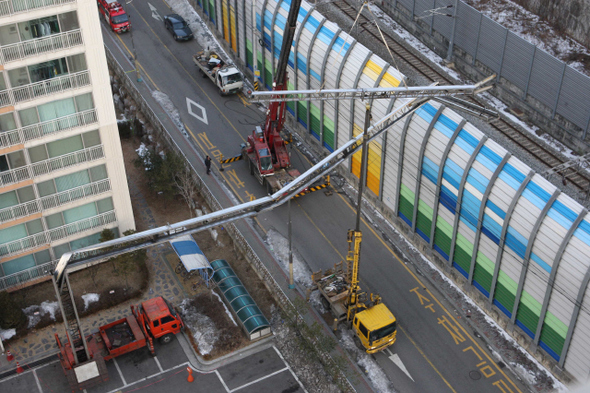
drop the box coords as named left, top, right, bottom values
left=98, top=0, right=130, bottom=33
left=55, top=297, right=183, bottom=383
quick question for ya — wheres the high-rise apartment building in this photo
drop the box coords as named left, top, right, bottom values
left=0, top=0, right=135, bottom=284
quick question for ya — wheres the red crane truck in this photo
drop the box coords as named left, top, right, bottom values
left=55, top=296, right=183, bottom=390
left=98, top=0, right=131, bottom=33
left=240, top=0, right=304, bottom=194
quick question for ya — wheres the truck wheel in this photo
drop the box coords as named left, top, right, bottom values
left=320, top=296, right=330, bottom=311
left=248, top=159, right=253, bottom=175
left=159, top=334, right=174, bottom=345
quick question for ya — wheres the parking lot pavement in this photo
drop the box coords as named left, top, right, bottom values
left=0, top=339, right=305, bottom=393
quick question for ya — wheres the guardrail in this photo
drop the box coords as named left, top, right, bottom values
left=0, top=109, right=98, bottom=149
left=0, top=29, right=83, bottom=64
left=0, top=179, right=111, bottom=223
left=0, top=0, right=76, bottom=17
left=0, top=70, right=90, bottom=107
left=0, top=145, right=104, bottom=187
left=0, top=210, right=117, bottom=258
left=0, top=259, right=57, bottom=291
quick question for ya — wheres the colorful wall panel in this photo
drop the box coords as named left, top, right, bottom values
left=194, top=0, right=590, bottom=382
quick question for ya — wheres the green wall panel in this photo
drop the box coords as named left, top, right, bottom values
left=453, top=233, right=473, bottom=273
left=399, top=184, right=414, bottom=224
left=323, top=115, right=334, bottom=149
left=297, top=102, right=308, bottom=125
left=416, top=200, right=433, bottom=237
left=473, top=252, right=494, bottom=292
left=495, top=271, right=516, bottom=314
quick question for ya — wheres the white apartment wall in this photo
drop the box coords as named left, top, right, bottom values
left=75, top=0, right=135, bottom=233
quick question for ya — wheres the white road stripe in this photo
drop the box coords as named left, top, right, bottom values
left=112, top=358, right=127, bottom=386
left=106, top=362, right=189, bottom=393
left=215, top=370, right=231, bottom=392
left=33, top=369, right=43, bottom=393
left=230, top=366, right=289, bottom=392
left=272, top=346, right=309, bottom=393
left=153, top=356, right=164, bottom=373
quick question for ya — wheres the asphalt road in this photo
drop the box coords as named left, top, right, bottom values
left=101, top=2, right=530, bottom=392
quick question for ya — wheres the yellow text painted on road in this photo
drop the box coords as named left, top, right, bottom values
left=209, top=149, right=223, bottom=160
left=410, top=286, right=516, bottom=392
left=197, top=132, right=216, bottom=150
left=226, top=169, right=245, bottom=189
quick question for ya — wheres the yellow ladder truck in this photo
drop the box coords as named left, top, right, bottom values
left=311, top=109, right=397, bottom=353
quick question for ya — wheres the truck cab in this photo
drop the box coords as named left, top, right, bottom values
left=98, top=0, right=130, bottom=33
left=136, top=297, right=183, bottom=344
left=353, top=303, right=397, bottom=354
left=216, top=67, right=243, bottom=95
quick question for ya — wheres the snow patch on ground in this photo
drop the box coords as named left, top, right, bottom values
left=136, top=143, right=151, bottom=170
left=152, top=90, right=184, bottom=132
left=266, top=228, right=313, bottom=287
left=339, top=329, right=396, bottom=392
left=82, top=293, right=100, bottom=311
left=179, top=299, right=218, bottom=355
left=211, top=291, right=237, bottom=327
left=23, top=301, right=59, bottom=329
left=0, top=328, right=16, bottom=341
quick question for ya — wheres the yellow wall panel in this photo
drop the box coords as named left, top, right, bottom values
left=230, top=5, right=237, bottom=52
left=222, top=0, right=230, bottom=43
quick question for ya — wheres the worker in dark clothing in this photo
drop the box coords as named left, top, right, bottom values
left=205, top=155, right=212, bottom=175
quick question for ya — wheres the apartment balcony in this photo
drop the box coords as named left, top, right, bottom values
left=0, top=0, right=76, bottom=17
left=0, top=258, right=57, bottom=291
left=0, top=178, right=111, bottom=223
left=0, top=29, right=83, bottom=64
left=0, top=144, right=104, bottom=187
left=0, top=209, right=117, bottom=257
left=0, top=108, right=98, bottom=149
left=0, top=70, right=90, bottom=107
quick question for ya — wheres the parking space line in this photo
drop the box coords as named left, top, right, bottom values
left=106, top=362, right=188, bottom=393
left=229, top=366, right=289, bottom=392
left=33, top=369, right=43, bottom=393
left=272, top=346, right=309, bottom=393
left=153, top=356, right=164, bottom=373
left=112, top=358, right=127, bottom=386
left=215, top=370, right=231, bottom=392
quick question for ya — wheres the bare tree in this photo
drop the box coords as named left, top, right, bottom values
left=174, top=162, right=199, bottom=217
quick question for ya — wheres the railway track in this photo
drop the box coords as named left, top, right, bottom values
left=331, top=0, right=590, bottom=192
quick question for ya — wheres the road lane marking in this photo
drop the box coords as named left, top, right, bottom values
left=272, top=346, right=309, bottom=393
left=187, top=98, right=209, bottom=124
left=215, top=370, right=231, bottom=392
left=148, top=2, right=163, bottom=21
left=229, top=366, right=289, bottom=392
left=153, top=355, right=164, bottom=372
left=112, top=358, right=127, bottom=386
left=384, top=347, right=414, bottom=382
left=33, top=369, right=43, bottom=393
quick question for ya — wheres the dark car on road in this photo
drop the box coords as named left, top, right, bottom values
left=164, top=14, right=193, bottom=41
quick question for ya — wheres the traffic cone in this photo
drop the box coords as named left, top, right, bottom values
left=16, top=361, right=23, bottom=374
left=186, top=367, right=194, bottom=383
left=6, top=350, right=14, bottom=362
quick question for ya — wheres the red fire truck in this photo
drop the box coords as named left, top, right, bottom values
left=98, top=0, right=130, bottom=33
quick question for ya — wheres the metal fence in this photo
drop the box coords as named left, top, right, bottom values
left=383, top=0, right=590, bottom=137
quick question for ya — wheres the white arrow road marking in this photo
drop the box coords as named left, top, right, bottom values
left=187, top=97, right=208, bottom=125
left=385, top=348, right=414, bottom=382
left=148, top=3, right=163, bottom=21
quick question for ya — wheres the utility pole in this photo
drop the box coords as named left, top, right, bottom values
left=355, top=104, right=371, bottom=232
left=288, top=198, right=295, bottom=289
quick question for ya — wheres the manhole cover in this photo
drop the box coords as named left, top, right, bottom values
left=469, top=370, right=482, bottom=380
left=497, top=361, right=506, bottom=369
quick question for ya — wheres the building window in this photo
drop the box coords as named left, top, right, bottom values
left=53, top=228, right=118, bottom=259
left=17, top=92, right=94, bottom=128
left=36, top=164, right=108, bottom=198
left=0, top=150, right=26, bottom=171
left=0, top=218, right=43, bottom=244
left=44, top=197, right=113, bottom=229
left=27, top=130, right=101, bottom=163
left=7, top=54, right=87, bottom=88
left=0, top=249, right=52, bottom=277
left=0, top=185, right=35, bottom=209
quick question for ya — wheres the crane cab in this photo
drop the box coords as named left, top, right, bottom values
left=353, top=303, right=397, bottom=354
